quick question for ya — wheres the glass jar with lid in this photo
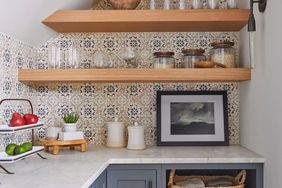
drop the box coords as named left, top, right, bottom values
left=181, top=48, right=206, bottom=68
left=153, top=52, right=175, bottom=68
left=210, top=41, right=236, bottom=68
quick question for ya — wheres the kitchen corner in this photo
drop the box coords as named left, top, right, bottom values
left=0, top=146, right=264, bottom=188
left=1, top=0, right=276, bottom=187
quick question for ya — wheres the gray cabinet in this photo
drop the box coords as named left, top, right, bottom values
left=90, top=163, right=263, bottom=188
left=107, top=165, right=162, bottom=188
left=89, top=170, right=107, bottom=188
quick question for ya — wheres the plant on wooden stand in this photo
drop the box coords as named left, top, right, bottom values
left=63, top=113, right=79, bottom=132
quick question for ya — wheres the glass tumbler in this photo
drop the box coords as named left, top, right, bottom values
left=207, top=0, right=219, bottom=9
left=227, top=0, right=238, bottom=9
left=191, top=0, right=203, bottom=9
left=68, top=45, right=80, bottom=69
left=48, top=42, right=61, bottom=69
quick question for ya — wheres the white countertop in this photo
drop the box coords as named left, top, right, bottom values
left=0, top=145, right=264, bottom=188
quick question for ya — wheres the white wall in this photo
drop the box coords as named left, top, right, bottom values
left=0, top=0, right=94, bottom=47
left=239, top=0, right=282, bottom=187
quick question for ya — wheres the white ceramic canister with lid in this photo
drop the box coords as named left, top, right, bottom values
left=106, top=118, right=126, bottom=148
left=127, top=122, right=146, bottom=150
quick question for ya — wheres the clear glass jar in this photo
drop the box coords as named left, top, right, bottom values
left=207, top=0, right=219, bottom=9
left=227, top=0, right=238, bottom=9
left=92, top=51, right=114, bottom=68
left=153, top=52, right=175, bottom=68
left=191, top=0, right=203, bottom=9
left=181, top=49, right=206, bottom=68
left=210, top=41, right=236, bottom=68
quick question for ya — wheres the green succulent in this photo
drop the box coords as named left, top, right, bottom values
left=63, top=113, right=79, bottom=123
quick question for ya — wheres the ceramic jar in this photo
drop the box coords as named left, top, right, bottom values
left=46, top=127, right=62, bottom=140
left=127, top=122, right=146, bottom=150
left=106, top=118, right=126, bottom=148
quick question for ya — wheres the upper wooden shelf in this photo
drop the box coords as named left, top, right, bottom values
left=18, top=68, right=251, bottom=83
left=42, top=9, right=250, bottom=33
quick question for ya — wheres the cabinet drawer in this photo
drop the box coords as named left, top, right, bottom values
left=89, top=170, right=107, bottom=188
left=107, top=169, right=156, bottom=188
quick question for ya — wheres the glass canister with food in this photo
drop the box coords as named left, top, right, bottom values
left=153, top=52, right=175, bottom=68
left=181, top=48, right=206, bottom=68
left=210, top=41, right=236, bottom=68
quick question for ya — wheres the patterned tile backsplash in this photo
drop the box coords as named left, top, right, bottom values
left=0, top=30, right=240, bottom=151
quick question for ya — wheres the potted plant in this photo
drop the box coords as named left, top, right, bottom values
left=63, top=113, right=79, bottom=132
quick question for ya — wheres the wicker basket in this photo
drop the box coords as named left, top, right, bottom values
left=107, top=0, right=141, bottom=9
left=168, top=170, right=246, bottom=188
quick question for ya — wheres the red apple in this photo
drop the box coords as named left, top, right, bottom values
left=23, top=114, right=39, bottom=125
left=10, top=112, right=26, bottom=127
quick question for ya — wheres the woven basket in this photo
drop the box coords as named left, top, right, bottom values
left=107, top=0, right=141, bottom=9
left=168, top=170, right=246, bottom=188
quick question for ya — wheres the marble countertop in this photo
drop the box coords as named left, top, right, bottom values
left=0, top=145, right=265, bottom=188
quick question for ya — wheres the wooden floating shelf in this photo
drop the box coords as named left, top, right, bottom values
left=18, top=68, right=251, bottom=83
left=42, top=9, right=250, bottom=33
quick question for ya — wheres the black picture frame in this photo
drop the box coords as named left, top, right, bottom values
left=157, top=91, right=229, bottom=146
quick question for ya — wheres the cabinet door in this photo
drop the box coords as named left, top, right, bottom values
left=89, top=170, right=107, bottom=188
left=107, top=169, right=156, bottom=188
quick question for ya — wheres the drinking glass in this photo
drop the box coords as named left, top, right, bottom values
left=48, top=42, right=61, bottom=69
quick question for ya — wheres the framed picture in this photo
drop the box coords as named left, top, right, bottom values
left=157, top=91, right=229, bottom=146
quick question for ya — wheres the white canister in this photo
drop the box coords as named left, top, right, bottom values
left=106, top=118, right=125, bottom=148
left=127, top=122, right=146, bottom=150
left=46, top=127, right=62, bottom=140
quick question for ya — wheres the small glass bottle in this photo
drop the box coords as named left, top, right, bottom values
left=153, top=52, right=175, bottom=68
left=191, top=0, right=203, bottom=9
left=227, top=0, right=238, bottom=9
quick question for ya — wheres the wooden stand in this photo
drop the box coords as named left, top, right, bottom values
left=41, top=139, right=87, bottom=155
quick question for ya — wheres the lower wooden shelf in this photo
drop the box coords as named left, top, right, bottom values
left=18, top=68, right=251, bottom=83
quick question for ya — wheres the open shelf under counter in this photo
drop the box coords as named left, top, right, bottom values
left=42, top=9, right=250, bottom=33
left=18, top=68, right=251, bottom=83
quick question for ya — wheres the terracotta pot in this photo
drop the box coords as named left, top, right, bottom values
left=107, top=0, right=141, bottom=9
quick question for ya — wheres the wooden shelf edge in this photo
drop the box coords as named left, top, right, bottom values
left=42, top=9, right=250, bottom=32
left=18, top=68, right=251, bottom=83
